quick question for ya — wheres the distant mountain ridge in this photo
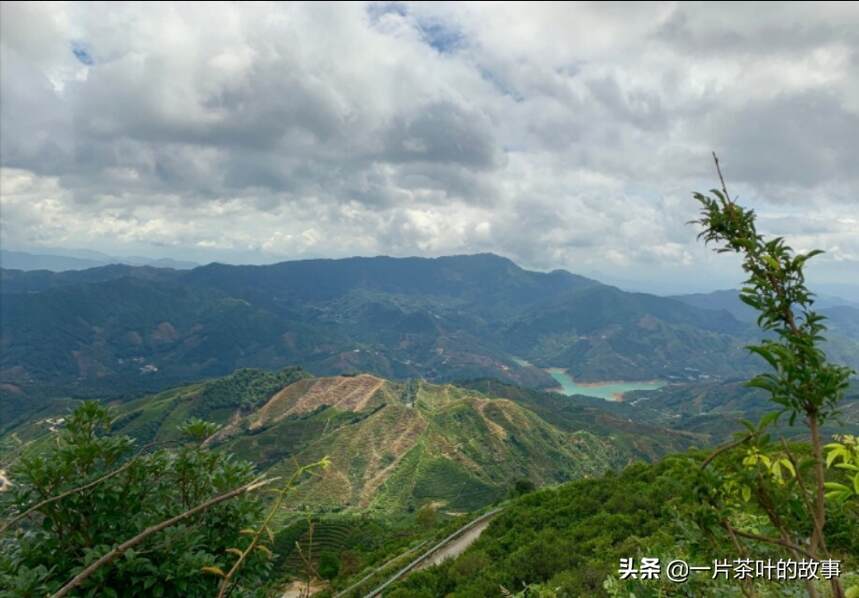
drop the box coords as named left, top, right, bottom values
left=0, top=249, right=198, bottom=271
left=669, top=288, right=859, bottom=369
left=670, top=288, right=859, bottom=319
left=2, top=253, right=856, bottom=413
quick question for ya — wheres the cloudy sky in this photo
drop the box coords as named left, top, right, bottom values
left=1, top=1, right=858, bottom=293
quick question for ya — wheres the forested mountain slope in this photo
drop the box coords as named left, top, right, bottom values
left=1, top=254, right=783, bottom=416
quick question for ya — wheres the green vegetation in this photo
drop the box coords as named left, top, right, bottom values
left=387, top=452, right=858, bottom=597
left=211, top=374, right=634, bottom=514
left=390, top=454, right=711, bottom=596
left=622, top=379, right=859, bottom=444
left=0, top=395, right=481, bottom=597
left=0, top=403, right=269, bottom=596
left=0, top=367, right=721, bottom=596
left=73, top=371, right=680, bottom=517
left=273, top=508, right=497, bottom=597
left=460, top=378, right=704, bottom=459
left=270, top=515, right=426, bottom=586
left=689, top=162, right=856, bottom=597
left=111, top=367, right=310, bottom=445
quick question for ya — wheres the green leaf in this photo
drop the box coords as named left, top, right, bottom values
left=835, top=463, right=859, bottom=472
left=826, top=447, right=847, bottom=468
left=739, top=419, right=756, bottom=433
left=758, top=411, right=780, bottom=430
left=201, top=566, right=225, bottom=577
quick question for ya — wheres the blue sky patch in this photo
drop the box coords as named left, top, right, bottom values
left=366, top=2, right=408, bottom=24
left=479, top=67, right=524, bottom=103
left=367, top=3, right=464, bottom=54
left=416, top=18, right=465, bottom=54
left=71, top=41, right=94, bottom=65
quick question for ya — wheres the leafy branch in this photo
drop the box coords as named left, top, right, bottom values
left=50, top=475, right=279, bottom=598
left=693, top=153, right=854, bottom=598
left=0, top=439, right=180, bottom=537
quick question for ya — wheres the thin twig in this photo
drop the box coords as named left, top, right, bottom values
left=217, top=459, right=328, bottom=598
left=700, top=434, right=752, bottom=470
left=296, top=516, right=318, bottom=596
left=779, top=439, right=820, bottom=542
left=722, top=523, right=756, bottom=598
left=724, top=522, right=814, bottom=560
left=712, top=151, right=731, bottom=202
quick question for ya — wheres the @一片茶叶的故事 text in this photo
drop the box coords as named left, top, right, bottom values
left=618, top=557, right=842, bottom=583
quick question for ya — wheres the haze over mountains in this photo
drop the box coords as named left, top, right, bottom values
left=670, top=288, right=859, bottom=320
left=0, top=249, right=198, bottom=272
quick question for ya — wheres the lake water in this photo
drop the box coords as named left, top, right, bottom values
left=545, top=368, right=664, bottom=401
left=512, top=357, right=665, bottom=401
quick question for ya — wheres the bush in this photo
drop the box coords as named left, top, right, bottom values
left=511, top=478, right=536, bottom=497
left=318, top=551, right=340, bottom=580
left=0, top=402, right=268, bottom=596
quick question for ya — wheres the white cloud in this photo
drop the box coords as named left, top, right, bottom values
left=1, top=1, right=857, bottom=290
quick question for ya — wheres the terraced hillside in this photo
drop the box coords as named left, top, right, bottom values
left=218, top=374, right=629, bottom=512
left=80, top=368, right=696, bottom=515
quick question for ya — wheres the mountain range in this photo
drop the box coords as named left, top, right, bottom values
left=0, top=249, right=198, bottom=272
left=2, top=254, right=858, bottom=423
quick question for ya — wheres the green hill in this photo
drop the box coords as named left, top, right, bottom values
left=109, top=369, right=661, bottom=514
left=2, top=367, right=702, bottom=516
